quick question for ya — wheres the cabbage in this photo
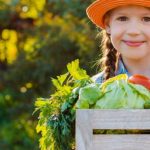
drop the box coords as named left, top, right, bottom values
left=76, top=83, right=103, bottom=108
left=76, top=74, right=150, bottom=109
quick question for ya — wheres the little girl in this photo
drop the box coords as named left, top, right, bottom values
left=86, top=0, right=150, bottom=84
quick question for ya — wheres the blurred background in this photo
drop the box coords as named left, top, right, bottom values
left=0, top=0, right=102, bottom=149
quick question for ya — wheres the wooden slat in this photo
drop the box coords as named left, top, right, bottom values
left=93, top=134, right=150, bottom=150
left=91, top=109, right=150, bottom=129
left=76, top=109, right=150, bottom=150
left=76, top=110, right=93, bottom=150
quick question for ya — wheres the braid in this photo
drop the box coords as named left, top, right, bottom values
left=98, top=30, right=119, bottom=81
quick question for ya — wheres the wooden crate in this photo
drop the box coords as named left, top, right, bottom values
left=76, top=109, right=150, bottom=150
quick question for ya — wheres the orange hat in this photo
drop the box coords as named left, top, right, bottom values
left=86, top=0, right=150, bottom=29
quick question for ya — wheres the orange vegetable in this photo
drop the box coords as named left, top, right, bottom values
left=128, top=74, right=150, bottom=90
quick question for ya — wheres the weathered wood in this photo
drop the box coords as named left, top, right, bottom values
left=91, top=109, right=150, bottom=129
left=93, top=135, right=150, bottom=150
left=76, top=109, right=93, bottom=150
left=76, top=109, right=150, bottom=150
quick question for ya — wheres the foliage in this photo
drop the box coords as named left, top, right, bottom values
left=0, top=0, right=100, bottom=149
left=34, top=60, right=92, bottom=150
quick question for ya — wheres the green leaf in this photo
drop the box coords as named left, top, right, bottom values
left=95, top=78, right=148, bottom=109
left=76, top=98, right=89, bottom=109
left=51, top=78, right=62, bottom=90
left=67, top=59, right=89, bottom=80
left=144, top=100, right=150, bottom=109
left=78, top=83, right=102, bottom=105
left=101, top=74, right=128, bottom=91
left=129, top=83, right=150, bottom=100
left=57, top=73, right=69, bottom=86
left=34, top=59, right=93, bottom=150
left=35, top=98, right=47, bottom=108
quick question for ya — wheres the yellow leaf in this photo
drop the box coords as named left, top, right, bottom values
left=67, top=59, right=89, bottom=80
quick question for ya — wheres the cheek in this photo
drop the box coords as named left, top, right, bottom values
left=147, top=32, right=150, bottom=41
left=110, top=31, right=123, bottom=50
left=143, top=30, right=150, bottom=47
left=109, top=24, right=124, bottom=44
left=109, top=23, right=126, bottom=50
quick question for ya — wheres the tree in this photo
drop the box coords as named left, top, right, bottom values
left=0, top=0, right=101, bottom=149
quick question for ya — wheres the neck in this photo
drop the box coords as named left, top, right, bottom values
left=121, top=57, right=150, bottom=78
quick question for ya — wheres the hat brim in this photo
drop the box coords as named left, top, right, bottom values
left=86, top=0, right=150, bottom=29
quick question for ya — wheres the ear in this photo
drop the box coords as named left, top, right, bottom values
left=105, top=24, right=111, bottom=34
left=103, top=17, right=111, bottom=34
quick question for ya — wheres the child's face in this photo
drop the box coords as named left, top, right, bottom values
left=105, top=5, right=150, bottom=60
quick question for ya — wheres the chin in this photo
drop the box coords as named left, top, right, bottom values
left=126, top=55, right=146, bottom=60
left=121, top=50, right=147, bottom=60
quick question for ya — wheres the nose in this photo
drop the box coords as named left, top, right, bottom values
left=126, top=20, right=141, bottom=36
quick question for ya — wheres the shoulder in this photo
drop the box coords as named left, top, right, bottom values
left=91, top=71, right=105, bottom=84
left=91, top=56, right=130, bottom=84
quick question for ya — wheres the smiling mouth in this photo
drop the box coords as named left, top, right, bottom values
left=123, top=40, right=145, bottom=47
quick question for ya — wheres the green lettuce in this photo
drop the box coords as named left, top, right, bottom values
left=76, top=83, right=103, bottom=108
left=76, top=74, right=150, bottom=109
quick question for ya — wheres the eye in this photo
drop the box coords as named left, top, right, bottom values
left=143, top=17, right=150, bottom=22
left=117, top=16, right=128, bottom=21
